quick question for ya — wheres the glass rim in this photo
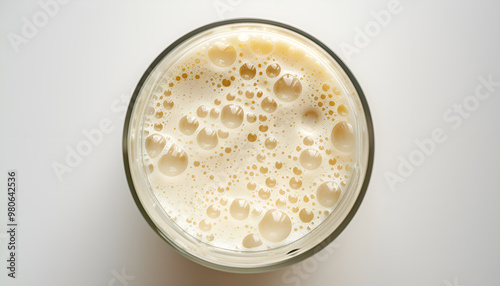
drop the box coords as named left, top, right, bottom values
left=122, top=18, right=375, bottom=273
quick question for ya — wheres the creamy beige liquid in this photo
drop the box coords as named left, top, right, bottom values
left=141, top=30, right=356, bottom=250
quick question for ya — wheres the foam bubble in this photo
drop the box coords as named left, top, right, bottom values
left=208, top=42, right=237, bottom=67
left=239, top=63, right=256, bottom=80
left=197, top=127, right=218, bottom=150
left=331, top=121, right=354, bottom=152
left=258, top=188, right=270, bottom=199
left=247, top=113, right=257, bottom=123
left=316, top=181, right=341, bottom=207
left=258, top=209, right=291, bottom=242
left=145, top=134, right=166, bottom=158
left=289, top=177, right=302, bottom=189
left=141, top=28, right=359, bottom=251
left=199, top=219, right=212, bottom=232
left=217, top=129, right=229, bottom=139
left=247, top=182, right=256, bottom=190
left=337, top=104, right=348, bottom=116
left=299, top=149, right=322, bottom=170
left=265, top=177, right=277, bottom=188
left=230, top=199, right=250, bottom=220
left=220, top=104, right=244, bottom=129
left=210, top=108, right=220, bottom=119
left=261, top=97, right=277, bottom=113
left=303, top=136, right=314, bottom=146
left=266, top=63, right=281, bottom=78
left=158, top=144, right=188, bottom=176
left=163, top=99, right=174, bottom=110
left=264, top=137, right=278, bottom=150
left=207, top=205, right=221, bottom=218
left=197, top=105, right=209, bottom=117
left=299, top=209, right=314, bottom=223
left=274, top=74, right=302, bottom=102
left=242, top=234, right=262, bottom=249
left=179, top=115, right=199, bottom=135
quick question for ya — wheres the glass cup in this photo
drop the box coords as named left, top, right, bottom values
left=123, top=19, right=374, bottom=273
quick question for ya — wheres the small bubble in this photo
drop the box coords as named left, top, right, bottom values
left=247, top=182, right=256, bottom=190
left=210, top=108, right=220, bottom=119
left=293, top=167, right=302, bottom=175
left=179, top=115, right=199, bottom=135
left=247, top=133, right=257, bottom=142
left=220, top=104, right=244, bottom=129
left=206, top=205, right=221, bottom=218
left=299, top=209, right=314, bottom=223
left=260, top=167, right=268, bottom=174
left=163, top=99, right=174, bottom=110
left=154, top=123, right=163, bottom=131
left=242, top=234, right=262, bottom=249
left=331, top=121, right=355, bottom=152
left=264, top=137, right=278, bottom=150
left=146, top=106, right=155, bottom=115
left=258, top=209, right=291, bottom=242
left=289, top=177, right=302, bottom=189
left=239, top=63, right=256, bottom=80
left=199, top=219, right=212, bottom=232
left=257, top=154, right=266, bottom=163
left=274, top=74, right=302, bottom=102
left=245, top=91, right=254, bottom=99
left=275, top=198, right=286, bottom=207
left=145, top=134, right=166, bottom=158
left=247, top=113, right=257, bottom=123
left=265, top=177, right=276, bottom=188
left=316, top=181, right=341, bottom=207
left=230, top=198, right=250, bottom=220
left=218, top=129, right=229, bottom=139
left=258, top=188, right=271, bottom=199
left=266, top=63, right=281, bottom=78
left=299, top=149, right=322, bottom=170
left=208, top=42, right=237, bottom=67
left=222, top=79, right=231, bottom=87
left=197, top=105, right=209, bottom=117
left=261, top=97, right=277, bottom=113
left=197, top=127, right=218, bottom=150
left=337, top=104, right=349, bottom=116
left=303, top=136, right=314, bottom=146
left=157, top=144, right=188, bottom=176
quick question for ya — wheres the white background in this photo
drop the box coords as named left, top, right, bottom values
left=1, top=0, right=500, bottom=285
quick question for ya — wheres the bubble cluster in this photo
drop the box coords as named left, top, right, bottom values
left=140, top=30, right=358, bottom=251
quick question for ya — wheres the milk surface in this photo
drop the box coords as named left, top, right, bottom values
left=140, top=29, right=357, bottom=250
